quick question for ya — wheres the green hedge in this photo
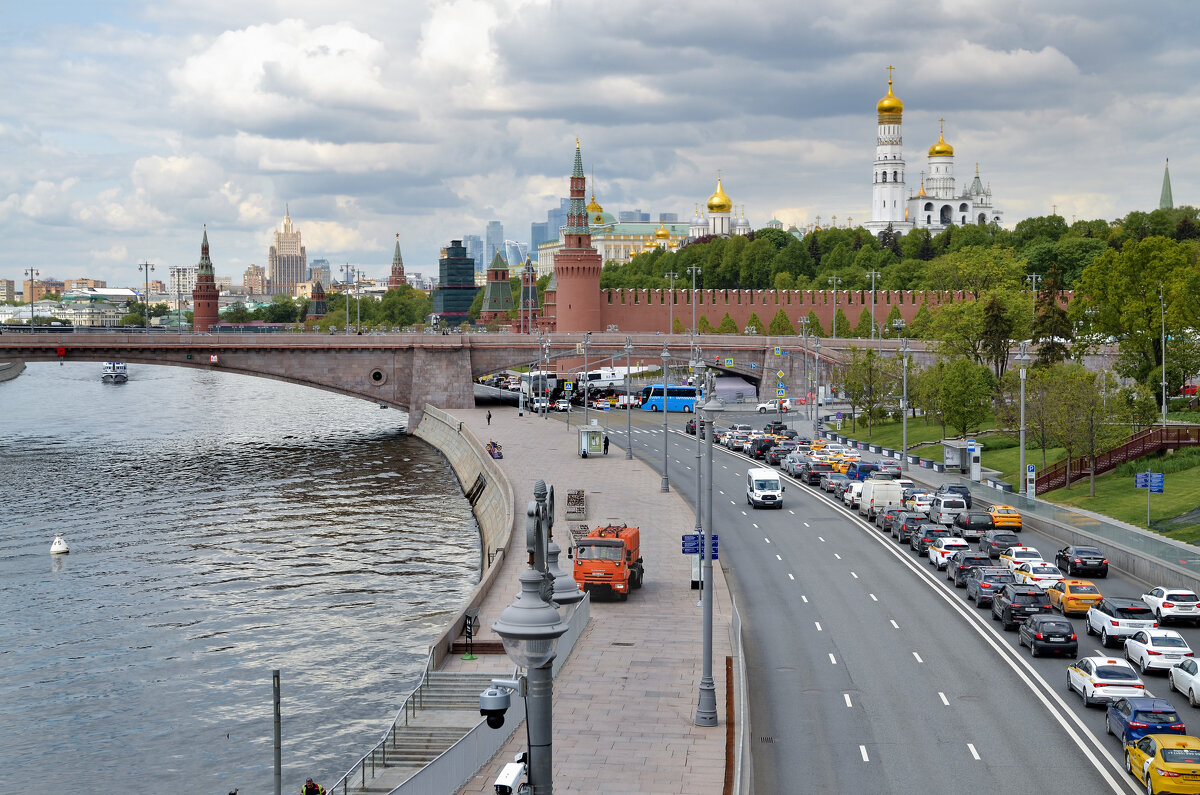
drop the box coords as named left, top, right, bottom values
left=1115, top=448, right=1200, bottom=477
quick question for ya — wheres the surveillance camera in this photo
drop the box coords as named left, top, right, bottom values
left=493, top=761, right=526, bottom=794
left=479, top=686, right=511, bottom=729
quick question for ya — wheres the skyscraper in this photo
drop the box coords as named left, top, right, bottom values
left=431, top=240, right=479, bottom=327
left=485, top=220, right=505, bottom=271
left=308, top=258, right=331, bottom=287
left=268, top=205, right=307, bottom=295
left=463, top=234, right=483, bottom=275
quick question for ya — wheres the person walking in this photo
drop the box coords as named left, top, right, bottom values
left=486, top=410, right=491, bottom=426
left=603, top=434, right=610, bottom=455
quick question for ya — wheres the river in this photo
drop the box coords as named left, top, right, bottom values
left=0, top=362, right=480, bottom=793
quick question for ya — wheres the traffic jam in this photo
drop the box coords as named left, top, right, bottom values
left=698, top=416, right=1200, bottom=793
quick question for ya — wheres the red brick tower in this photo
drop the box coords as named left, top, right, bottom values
left=551, top=140, right=602, bottom=332
left=387, top=234, right=406, bottom=291
left=192, top=225, right=220, bottom=332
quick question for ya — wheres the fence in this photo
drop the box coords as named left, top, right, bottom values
left=1035, top=425, right=1200, bottom=494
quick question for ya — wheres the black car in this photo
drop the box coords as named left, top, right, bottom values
left=896, top=514, right=929, bottom=544
left=911, top=526, right=952, bottom=554
left=750, top=438, right=776, bottom=459
left=966, top=567, right=1017, bottom=606
left=876, top=506, right=904, bottom=533
left=820, top=472, right=850, bottom=493
left=992, top=585, right=1052, bottom=630
left=947, top=551, right=994, bottom=588
left=952, top=511, right=994, bottom=541
left=1018, top=615, right=1078, bottom=657
left=1055, top=545, right=1109, bottom=578
left=936, top=483, right=973, bottom=509
left=979, top=530, right=1021, bottom=559
left=767, top=443, right=797, bottom=465
left=800, top=462, right=834, bottom=486
left=764, top=421, right=787, bottom=434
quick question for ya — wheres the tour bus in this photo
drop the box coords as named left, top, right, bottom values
left=639, top=384, right=701, bottom=412
left=579, top=368, right=625, bottom=388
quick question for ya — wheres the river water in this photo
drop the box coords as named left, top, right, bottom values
left=0, top=362, right=479, bottom=793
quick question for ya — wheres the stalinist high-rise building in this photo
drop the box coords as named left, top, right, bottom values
left=268, top=205, right=307, bottom=295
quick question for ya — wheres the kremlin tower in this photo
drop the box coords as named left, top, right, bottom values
left=191, top=226, right=220, bottom=332
left=387, top=234, right=406, bottom=290
left=550, top=140, right=603, bottom=332
left=479, top=251, right=515, bottom=325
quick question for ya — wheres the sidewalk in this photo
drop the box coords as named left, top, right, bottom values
left=449, top=408, right=732, bottom=793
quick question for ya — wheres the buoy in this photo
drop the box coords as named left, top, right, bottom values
left=50, top=536, right=69, bottom=555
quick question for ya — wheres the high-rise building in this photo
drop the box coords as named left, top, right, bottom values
left=308, top=258, right=331, bottom=287
left=431, top=239, right=479, bottom=327
left=503, top=240, right=528, bottom=272
left=530, top=221, right=551, bottom=261
left=658, top=213, right=679, bottom=223
left=64, top=278, right=107, bottom=290
left=462, top=234, right=483, bottom=276
left=243, top=264, right=267, bottom=294
left=168, top=265, right=199, bottom=298
left=23, top=278, right=65, bottom=302
left=192, top=226, right=219, bottom=332
left=268, top=205, right=307, bottom=295
left=619, top=209, right=650, bottom=222
left=0, top=280, right=15, bottom=301
left=485, top=220, right=505, bottom=272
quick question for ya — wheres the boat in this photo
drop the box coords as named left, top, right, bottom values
left=50, top=536, right=70, bottom=554
left=102, top=362, right=128, bottom=383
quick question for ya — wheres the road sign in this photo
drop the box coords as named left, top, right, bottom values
left=1150, top=473, right=1165, bottom=487
left=1135, top=473, right=1149, bottom=489
left=724, top=358, right=734, bottom=367
left=836, top=420, right=843, bottom=430
left=1026, top=465, right=1035, bottom=475
left=967, top=438, right=976, bottom=453
left=773, top=347, right=782, bottom=356
left=776, top=388, right=786, bottom=397
left=836, top=412, right=843, bottom=419
left=749, top=363, right=758, bottom=369
left=777, top=370, right=785, bottom=379
left=1151, top=483, right=1164, bottom=494
left=564, top=383, right=573, bottom=392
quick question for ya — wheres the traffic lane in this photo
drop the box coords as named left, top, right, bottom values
left=672, top=441, right=1126, bottom=793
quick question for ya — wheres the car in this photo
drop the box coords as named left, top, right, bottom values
left=822, top=443, right=848, bottom=456
left=952, top=510, right=994, bottom=541
left=782, top=452, right=807, bottom=476
left=903, top=491, right=935, bottom=514
left=1067, top=656, right=1147, bottom=707
left=763, top=420, right=788, bottom=433
left=842, top=481, right=864, bottom=509
left=1013, top=562, right=1066, bottom=590
left=1169, top=659, right=1200, bottom=706
left=876, top=506, right=904, bottom=533
left=991, top=584, right=1052, bottom=630
left=928, top=494, right=968, bottom=526
left=948, top=552, right=994, bottom=587
left=1125, top=630, right=1196, bottom=674
left=766, top=443, right=797, bottom=465
left=531, top=397, right=550, bottom=410
left=684, top=418, right=698, bottom=434
left=895, top=514, right=929, bottom=544
left=877, top=462, right=902, bottom=477
left=800, top=462, right=835, bottom=486
left=553, top=399, right=571, bottom=411
left=986, top=504, right=1023, bottom=530
left=757, top=399, right=791, bottom=414
left=935, top=483, right=973, bottom=509
left=928, top=537, right=973, bottom=569
left=1106, top=698, right=1187, bottom=744
left=1087, top=598, right=1159, bottom=648
left=1018, top=615, right=1078, bottom=657
left=912, top=526, right=952, bottom=555
left=1055, top=545, right=1110, bottom=578
left=998, top=546, right=1044, bottom=572
left=749, top=438, right=776, bottom=459
left=980, top=530, right=1021, bottom=559
left=1124, top=733, right=1200, bottom=792
left=1144, top=588, right=1200, bottom=626
left=820, top=472, right=850, bottom=493
left=1047, top=579, right=1104, bottom=616
left=845, top=462, right=881, bottom=481
left=966, top=567, right=1017, bottom=606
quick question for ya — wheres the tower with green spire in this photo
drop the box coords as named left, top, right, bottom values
left=1161, top=159, right=1174, bottom=210
left=479, top=251, right=515, bottom=325
left=387, top=234, right=406, bottom=291
left=192, top=225, right=220, bottom=332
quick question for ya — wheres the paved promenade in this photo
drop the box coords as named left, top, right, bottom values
left=444, top=407, right=732, bottom=793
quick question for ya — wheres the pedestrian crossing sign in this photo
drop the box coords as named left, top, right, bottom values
left=776, top=388, right=786, bottom=397
left=773, top=346, right=781, bottom=355
left=724, top=358, right=734, bottom=367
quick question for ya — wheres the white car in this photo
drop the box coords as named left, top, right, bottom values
left=1086, top=598, right=1159, bottom=649
left=531, top=397, right=550, bottom=411
left=1124, top=629, right=1195, bottom=673
left=905, top=492, right=934, bottom=513
left=998, top=546, right=1044, bottom=572
left=823, top=443, right=848, bottom=456
left=757, top=398, right=792, bottom=413
left=1013, top=562, right=1065, bottom=590
left=553, top=399, right=570, bottom=411
left=928, top=537, right=973, bottom=569
left=1066, top=656, right=1147, bottom=707
left=842, top=481, right=863, bottom=509
left=1143, top=587, right=1200, bottom=626
left=894, top=478, right=915, bottom=492
left=1169, top=658, right=1200, bottom=705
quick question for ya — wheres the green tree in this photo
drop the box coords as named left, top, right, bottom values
left=841, top=345, right=901, bottom=436
left=939, top=358, right=993, bottom=437
left=673, top=316, right=685, bottom=333
left=745, top=312, right=766, bottom=335
left=908, top=303, right=934, bottom=338
left=923, top=246, right=1023, bottom=299
left=980, top=296, right=1016, bottom=380
left=717, top=313, right=738, bottom=334
left=773, top=272, right=796, bottom=291
left=263, top=294, right=299, bottom=323
left=1032, top=267, right=1072, bottom=365
left=224, top=302, right=252, bottom=323
left=851, top=307, right=874, bottom=338
left=768, top=309, right=795, bottom=336
left=883, top=304, right=903, bottom=334
left=832, top=307, right=851, bottom=337
left=698, top=315, right=715, bottom=334
left=911, top=360, right=949, bottom=438
left=804, top=309, right=826, bottom=337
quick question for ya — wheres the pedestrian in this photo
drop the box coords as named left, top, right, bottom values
left=486, top=410, right=491, bottom=425
left=603, top=434, right=610, bottom=455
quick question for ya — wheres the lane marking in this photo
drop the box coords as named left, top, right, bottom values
left=789, top=510, right=796, bottom=515
left=805, top=522, right=812, bottom=528
left=776, top=554, right=782, bottom=561
left=859, top=745, right=869, bottom=762
left=815, top=622, right=822, bottom=631
left=968, top=743, right=980, bottom=761
left=844, top=693, right=852, bottom=707
left=829, top=653, right=837, bottom=665
left=719, top=490, right=725, bottom=495
left=851, top=572, right=859, bottom=579
left=730, top=500, right=735, bottom=505
left=788, top=573, right=795, bottom=580
left=890, top=619, right=900, bottom=629
left=834, top=553, right=841, bottom=560
left=801, top=595, right=808, bottom=603
left=741, top=510, right=747, bottom=516
left=913, top=652, right=924, bottom=663
left=763, top=536, right=770, bottom=543
left=753, top=523, right=759, bottom=529
left=939, top=692, right=949, bottom=706
left=869, top=593, right=878, bottom=601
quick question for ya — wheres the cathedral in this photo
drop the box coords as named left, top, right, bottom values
left=864, top=68, right=1003, bottom=239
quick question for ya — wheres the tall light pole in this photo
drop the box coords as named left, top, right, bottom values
left=139, top=261, right=155, bottom=332
left=895, top=319, right=909, bottom=471
left=341, top=262, right=354, bottom=335
left=867, top=270, right=881, bottom=340
left=1026, top=273, right=1041, bottom=328
left=663, top=271, right=678, bottom=334
left=686, top=266, right=701, bottom=334
left=797, top=316, right=810, bottom=420
left=1016, top=341, right=1032, bottom=495
left=827, top=276, right=842, bottom=339
left=813, top=338, right=822, bottom=427
left=695, top=379, right=720, bottom=727
left=625, top=337, right=634, bottom=459
left=23, top=267, right=39, bottom=330
left=356, top=269, right=365, bottom=333
left=660, top=343, right=670, bottom=492
left=582, top=331, right=592, bottom=430
left=1161, top=285, right=1168, bottom=430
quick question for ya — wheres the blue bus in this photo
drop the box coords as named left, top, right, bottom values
left=639, top=384, right=700, bottom=412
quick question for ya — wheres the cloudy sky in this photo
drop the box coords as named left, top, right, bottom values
left=1, top=0, right=1196, bottom=289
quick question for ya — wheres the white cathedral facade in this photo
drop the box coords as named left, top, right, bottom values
left=864, top=70, right=1003, bottom=238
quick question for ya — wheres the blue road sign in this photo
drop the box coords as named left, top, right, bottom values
left=836, top=411, right=843, bottom=419
left=1135, top=473, right=1151, bottom=489
left=682, top=533, right=699, bottom=543
left=749, top=363, right=758, bottom=369
left=1151, top=484, right=1165, bottom=494
left=682, top=545, right=699, bottom=554
left=1150, top=473, right=1165, bottom=487
left=1027, top=464, right=1036, bottom=474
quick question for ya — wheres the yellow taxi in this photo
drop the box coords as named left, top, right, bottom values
left=810, top=439, right=829, bottom=451
left=998, top=545, right=1043, bottom=572
left=1045, top=579, right=1103, bottom=615
left=987, top=505, right=1023, bottom=530
left=1125, top=734, right=1200, bottom=793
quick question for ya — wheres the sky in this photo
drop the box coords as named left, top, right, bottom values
left=2, top=0, right=1197, bottom=289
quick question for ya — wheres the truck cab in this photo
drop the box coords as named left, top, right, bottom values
left=573, top=524, right=644, bottom=601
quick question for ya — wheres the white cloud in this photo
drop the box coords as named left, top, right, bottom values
left=90, top=244, right=129, bottom=261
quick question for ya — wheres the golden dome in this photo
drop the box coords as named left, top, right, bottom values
left=876, top=76, right=903, bottom=118
left=707, top=177, right=733, bottom=213
left=928, top=120, right=954, bottom=157
left=586, top=194, right=603, bottom=213
left=654, top=223, right=670, bottom=239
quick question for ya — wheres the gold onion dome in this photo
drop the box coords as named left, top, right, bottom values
left=929, top=121, right=954, bottom=157
left=586, top=194, right=603, bottom=213
left=655, top=223, right=670, bottom=239
left=876, top=78, right=903, bottom=117
left=707, top=177, right=733, bottom=213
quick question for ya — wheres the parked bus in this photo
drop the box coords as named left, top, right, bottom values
left=639, top=384, right=700, bottom=412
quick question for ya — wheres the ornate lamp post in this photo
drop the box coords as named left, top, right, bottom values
left=797, top=316, right=810, bottom=420
left=138, top=261, right=155, bottom=332
left=813, top=339, right=822, bottom=428
left=664, top=271, right=678, bottom=334
left=695, top=382, right=721, bottom=727
left=686, top=266, right=701, bottom=334
left=23, top=267, right=39, bottom=330
left=660, top=343, right=670, bottom=492
left=827, top=276, right=842, bottom=339
left=1016, top=341, right=1032, bottom=495
left=582, top=331, right=592, bottom=429
left=894, top=319, right=909, bottom=471
left=625, top=336, right=634, bottom=459
left=867, top=270, right=881, bottom=340
left=1161, top=284, right=1168, bottom=430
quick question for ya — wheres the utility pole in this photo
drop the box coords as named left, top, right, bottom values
left=342, top=262, right=354, bottom=335
left=867, top=270, right=881, bottom=340
left=1161, top=285, right=1168, bottom=430
left=827, top=276, right=842, bottom=339
left=797, top=316, right=810, bottom=420
left=1026, top=273, right=1042, bottom=328
left=139, top=261, right=155, bottom=332
left=23, top=267, right=39, bottom=330
left=664, top=271, right=678, bottom=334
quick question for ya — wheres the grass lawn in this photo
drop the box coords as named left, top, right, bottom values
left=837, top=413, right=998, bottom=451
left=1041, top=467, right=1200, bottom=544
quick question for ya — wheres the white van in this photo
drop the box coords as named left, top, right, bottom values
left=929, top=495, right=968, bottom=526
left=746, top=467, right=785, bottom=509
left=859, top=480, right=904, bottom=521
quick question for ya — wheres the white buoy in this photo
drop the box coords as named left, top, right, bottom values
left=50, top=536, right=69, bottom=555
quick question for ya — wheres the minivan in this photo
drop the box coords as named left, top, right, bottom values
left=845, top=462, right=881, bottom=481
left=746, top=467, right=784, bottom=509
left=929, top=495, right=968, bottom=526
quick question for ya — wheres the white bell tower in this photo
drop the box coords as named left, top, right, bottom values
left=866, top=66, right=908, bottom=235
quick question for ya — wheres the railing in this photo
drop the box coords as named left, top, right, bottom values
left=1035, top=425, right=1200, bottom=494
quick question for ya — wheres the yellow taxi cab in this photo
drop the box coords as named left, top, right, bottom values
left=1045, top=579, right=1103, bottom=615
left=987, top=505, right=1023, bottom=530
left=1125, top=733, right=1200, bottom=793
left=998, top=545, right=1043, bottom=572
left=810, top=439, right=828, bottom=451
left=832, top=458, right=854, bottom=474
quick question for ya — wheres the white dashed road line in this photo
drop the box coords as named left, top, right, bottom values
left=788, top=573, right=795, bottom=580
left=859, top=745, right=869, bottom=762
left=939, top=692, right=949, bottom=706
left=890, top=620, right=900, bottom=629
left=913, top=652, right=924, bottom=663
left=815, top=622, right=822, bottom=631
left=801, top=595, right=808, bottom=603
left=869, top=594, right=878, bottom=601
left=829, top=653, right=837, bottom=665
left=844, top=693, right=853, bottom=708
left=968, top=744, right=980, bottom=761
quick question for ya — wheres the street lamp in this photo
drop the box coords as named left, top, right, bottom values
left=1016, top=341, right=1032, bottom=495
left=894, top=319, right=909, bottom=471
left=686, top=266, right=701, bottom=334
left=1161, top=285, right=1168, bottom=430
left=695, top=381, right=721, bottom=727
left=813, top=339, right=822, bottom=428
left=23, top=267, right=39, bottom=330
left=582, top=331, right=592, bottom=430
left=342, top=262, right=354, bottom=335
left=356, top=269, right=365, bottom=334
left=1026, top=273, right=1041, bottom=328
left=625, top=337, right=634, bottom=460
left=827, top=276, right=842, bottom=339
left=664, top=271, right=678, bottom=334
left=139, top=261, right=155, bottom=332
left=797, top=316, right=810, bottom=420
left=867, top=270, right=881, bottom=340
left=661, top=343, right=670, bottom=493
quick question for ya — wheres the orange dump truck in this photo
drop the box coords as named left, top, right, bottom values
left=573, top=523, right=644, bottom=601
